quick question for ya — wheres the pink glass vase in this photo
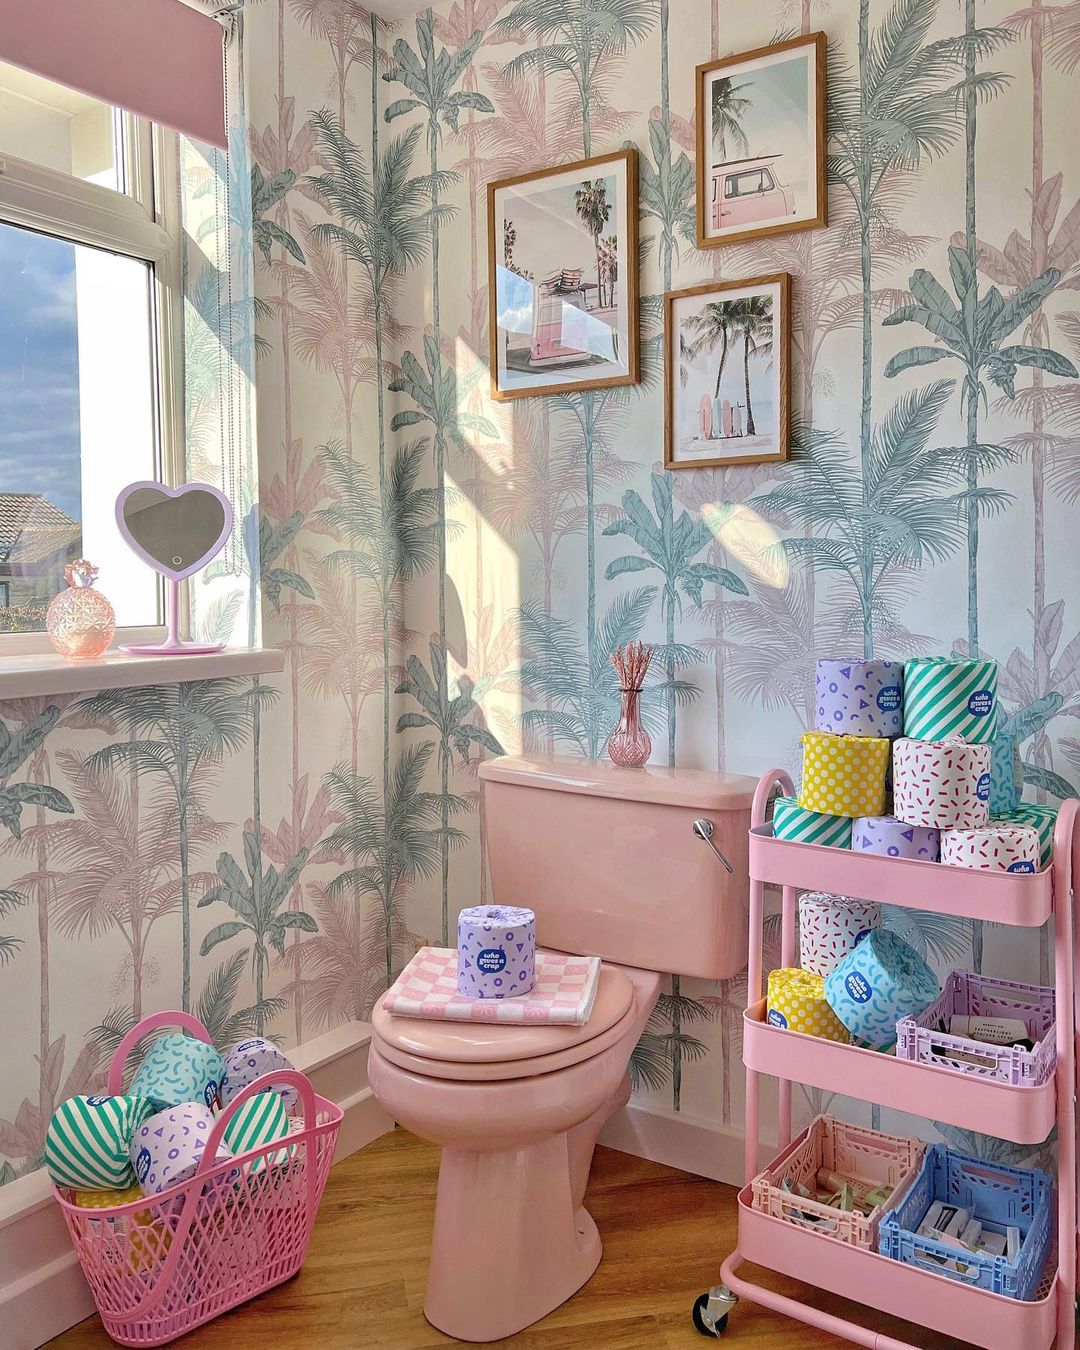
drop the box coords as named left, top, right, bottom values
left=46, top=560, right=116, bottom=660
left=608, top=686, right=651, bottom=767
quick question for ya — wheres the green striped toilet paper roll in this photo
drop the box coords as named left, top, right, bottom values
left=45, top=1094, right=154, bottom=1191
left=992, top=803, right=1057, bottom=867
left=223, top=1090, right=292, bottom=1175
left=772, top=795, right=852, bottom=849
left=902, top=657, right=999, bottom=743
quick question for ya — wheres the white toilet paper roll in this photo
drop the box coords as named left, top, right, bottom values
left=457, top=905, right=536, bottom=999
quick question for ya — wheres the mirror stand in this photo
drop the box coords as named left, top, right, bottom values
left=122, top=578, right=226, bottom=656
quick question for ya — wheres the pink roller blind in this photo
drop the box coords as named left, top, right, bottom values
left=0, top=0, right=226, bottom=148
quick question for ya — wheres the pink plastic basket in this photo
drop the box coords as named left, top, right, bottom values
left=895, top=970, right=1056, bottom=1088
left=750, top=1114, right=925, bottom=1250
left=52, top=1012, right=342, bottom=1346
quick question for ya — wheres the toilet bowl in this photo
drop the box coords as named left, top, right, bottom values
left=370, top=754, right=754, bottom=1342
left=370, top=962, right=661, bottom=1342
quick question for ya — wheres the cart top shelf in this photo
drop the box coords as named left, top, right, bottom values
left=749, top=823, right=1053, bottom=927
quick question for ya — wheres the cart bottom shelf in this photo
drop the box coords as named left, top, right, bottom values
left=736, top=1186, right=1058, bottom=1350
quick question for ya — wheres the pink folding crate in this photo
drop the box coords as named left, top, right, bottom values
left=51, top=1012, right=342, bottom=1347
left=895, top=970, right=1055, bottom=1088
left=750, top=1114, right=924, bottom=1249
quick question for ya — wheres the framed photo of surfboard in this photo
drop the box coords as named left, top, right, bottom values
left=664, top=273, right=791, bottom=470
left=696, top=33, right=827, bottom=249
left=486, top=149, right=639, bottom=401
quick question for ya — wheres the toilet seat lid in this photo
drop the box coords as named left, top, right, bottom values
left=372, top=962, right=635, bottom=1067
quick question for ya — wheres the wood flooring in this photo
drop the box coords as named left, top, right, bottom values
left=48, top=1128, right=970, bottom=1349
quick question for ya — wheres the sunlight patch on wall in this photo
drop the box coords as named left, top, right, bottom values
left=702, top=501, right=788, bottom=589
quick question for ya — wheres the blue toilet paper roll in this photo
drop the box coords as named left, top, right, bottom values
left=457, top=905, right=536, bottom=999
left=129, top=1033, right=226, bottom=1111
left=824, top=929, right=939, bottom=1049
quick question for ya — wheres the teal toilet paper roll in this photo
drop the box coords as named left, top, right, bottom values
left=824, top=929, right=939, bottom=1049
left=130, top=1033, right=226, bottom=1111
left=223, top=1091, right=292, bottom=1175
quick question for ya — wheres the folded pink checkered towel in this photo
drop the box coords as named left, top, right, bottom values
left=382, top=947, right=602, bottom=1025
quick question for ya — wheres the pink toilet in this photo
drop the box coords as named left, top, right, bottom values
left=369, top=754, right=754, bottom=1342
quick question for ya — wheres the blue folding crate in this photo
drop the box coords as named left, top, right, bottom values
left=878, top=1143, right=1052, bottom=1300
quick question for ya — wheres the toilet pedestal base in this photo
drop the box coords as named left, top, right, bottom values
left=424, top=1131, right=603, bottom=1343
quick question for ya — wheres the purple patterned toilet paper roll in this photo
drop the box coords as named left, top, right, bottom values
left=457, top=905, right=536, bottom=999
left=130, top=1103, right=236, bottom=1197
left=815, top=659, right=905, bottom=738
left=220, top=1038, right=298, bottom=1113
left=852, top=815, right=940, bottom=861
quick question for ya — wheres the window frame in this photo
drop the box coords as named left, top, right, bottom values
left=0, top=107, right=183, bottom=654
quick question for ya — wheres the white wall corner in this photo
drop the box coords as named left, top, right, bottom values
left=1, top=1019, right=392, bottom=1350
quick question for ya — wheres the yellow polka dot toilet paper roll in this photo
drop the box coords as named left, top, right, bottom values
left=766, top=968, right=851, bottom=1043
left=798, top=730, right=890, bottom=818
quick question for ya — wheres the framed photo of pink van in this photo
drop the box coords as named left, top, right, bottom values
left=486, top=149, right=639, bottom=401
left=695, top=32, right=827, bottom=249
left=664, top=272, right=791, bottom=470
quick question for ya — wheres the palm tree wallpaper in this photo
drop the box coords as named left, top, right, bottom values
left=2, top=0, right=1080, bottom=1187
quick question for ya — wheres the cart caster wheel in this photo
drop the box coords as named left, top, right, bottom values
left=692, top=1292, right=730, bottom=1337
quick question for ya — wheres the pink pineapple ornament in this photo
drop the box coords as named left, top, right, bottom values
left=46, top=560, right=116, bottom=660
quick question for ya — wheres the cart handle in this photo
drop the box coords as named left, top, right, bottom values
left=752, top=770, right=793, bottom=830
left=107, top=1011, right=214, bottom=1096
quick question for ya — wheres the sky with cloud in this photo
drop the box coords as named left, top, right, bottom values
left=0, top=221, right=82, bottom=523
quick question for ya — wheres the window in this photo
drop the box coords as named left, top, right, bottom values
left=0, top=59, right=181, bottom=645
left=725, top=168, right=776, bottom=198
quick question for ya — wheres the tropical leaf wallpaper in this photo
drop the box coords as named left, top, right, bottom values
left=3, top=0, right=1080, bottom=1187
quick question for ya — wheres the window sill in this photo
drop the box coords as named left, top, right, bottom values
left=0, top=646, right=284, bottom=701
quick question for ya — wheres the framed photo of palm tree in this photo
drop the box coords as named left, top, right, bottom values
left=486, top=149, right=639, bottom=400
left=696, top=33, right=827, bottom=249
left=665, top=272, right=791, bottom=469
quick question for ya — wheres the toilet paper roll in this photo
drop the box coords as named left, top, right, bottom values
left=772, top=796, right=852, bottom=849
left=990, top=736, right=1021, bottom=815
left=941, top=825, right=1042, bottom=874
left=798, top=892, right=880, bottom=977
left=798, top=730, right=891, bottom=818
left=45, top=1094, right=154, bottom=1191
left=222, top=1091, right=292, bottom=1175
left=851, top=815, right=940, bottom=862
left=993, top=804, right=1057, bottom=868
left=892, top=736, right=991, bottom=830
left=903, top=657, right=999, bottom=744
left=457, top=905, right=536, bottom=999
left=74, top=1185, right=170, bottom=1272
left=815, top=659, right=905, bottom=738
left=220, top=1038, right=298, bottom=1113
left=766, top=968, right=850, bottom=1043
left=824, top=929, right=940, bottom=1048
left=131, top=1103, right=236, bottom=1197
left=130, top=1033, right=226, bottom=1111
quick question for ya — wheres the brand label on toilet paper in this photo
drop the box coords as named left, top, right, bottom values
left=845, top=972, right=873, bottom=1003
left=135, top=1148, right=151, bottom=1184
left=855, top=928, right=873, bottom=945
left=477, top=948, right=507, bottom=974
left=968, top=689, right=994, bottom=718
left=1007, top=860, right=1036, bottom=873
left=768, top=1009, right=789, bottom=1028
left=204, top=1081, right=218, bottom=1109
left=86, top=1095, right=110, bottom=1106
left=877, top=686, right=902, bottom=712
left=976, top=773, right=991, bottom=801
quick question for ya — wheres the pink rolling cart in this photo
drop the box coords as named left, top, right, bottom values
left=52, top=1011, right=342, bottom=1347
left=692, top=770, right=1080, bottom=1350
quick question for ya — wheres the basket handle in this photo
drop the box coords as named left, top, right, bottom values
left=107, top=1011, right=214, bottom=1095
left=195, top=1069, right=319, bottom=1225
left=753, top=769, right=793, bottom=829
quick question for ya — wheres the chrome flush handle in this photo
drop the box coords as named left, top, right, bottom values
left=693, top=818, right=734, bottom=873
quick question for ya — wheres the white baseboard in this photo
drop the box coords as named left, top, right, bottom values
left=599, top=1101, right=774, bottom=1186
left=1, top=1020, right=392, bottom=1350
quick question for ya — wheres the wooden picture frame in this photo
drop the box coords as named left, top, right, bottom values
left=664, top=272, right=791, bottom=470
left=696, top=32, right=827, bottom=250
left=486, top=149, right=639, bottom=401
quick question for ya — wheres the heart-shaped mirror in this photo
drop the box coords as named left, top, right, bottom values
left=116, top=482, right=233, bottom=582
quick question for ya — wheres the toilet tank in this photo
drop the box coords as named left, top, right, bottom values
left=478, top=754, right=754, bottom=981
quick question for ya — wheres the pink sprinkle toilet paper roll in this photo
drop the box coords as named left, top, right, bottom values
left=798, top=892, right=880, bottom=977
left=941, top=825, right=1041, bottom=873
left=892, top=735, right=991, bottom=830
left=130, top=1103, right=236, bottom=1197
